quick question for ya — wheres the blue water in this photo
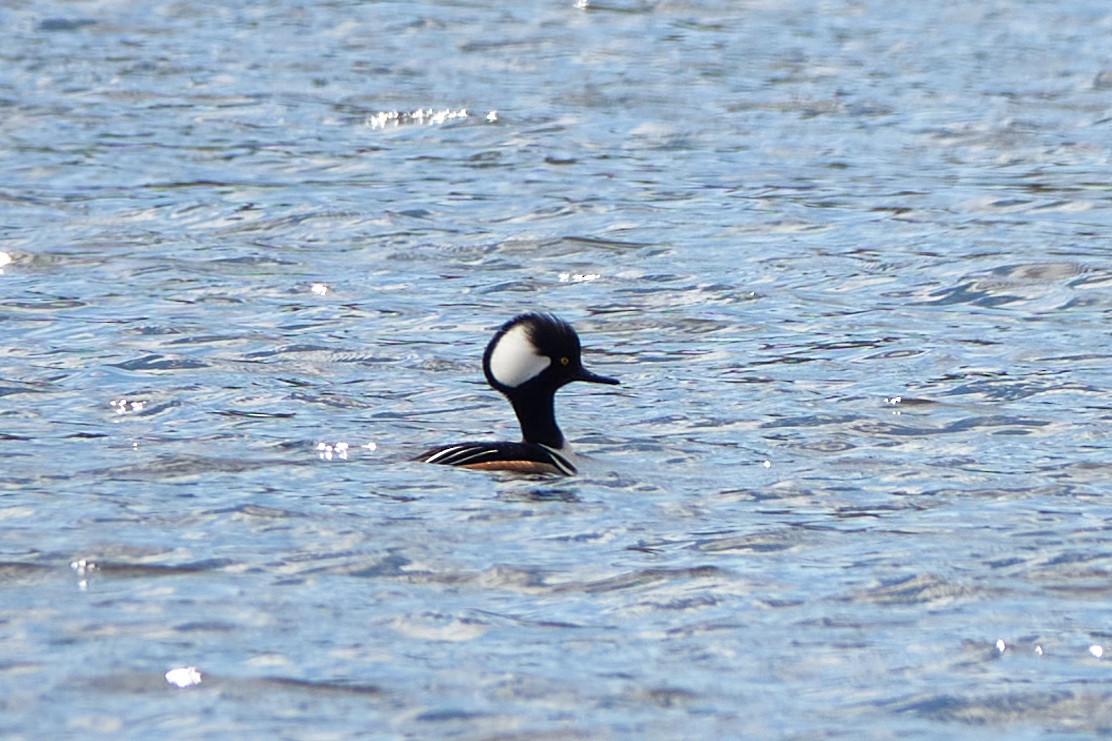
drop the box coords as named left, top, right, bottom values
left=3, top=0, right=1112, bottom=737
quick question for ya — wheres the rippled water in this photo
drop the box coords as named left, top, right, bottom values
left=3, top=0, right=1112, bottom=737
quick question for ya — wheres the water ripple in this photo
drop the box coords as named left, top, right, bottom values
left=3, top=0, right=1112, bottom=737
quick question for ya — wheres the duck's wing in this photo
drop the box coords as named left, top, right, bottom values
left=415, top=441, right=576, bottom=475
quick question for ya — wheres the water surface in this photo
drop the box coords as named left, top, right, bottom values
left=2, top=0, right=1111, bottom=737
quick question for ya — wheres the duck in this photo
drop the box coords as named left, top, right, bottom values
left=415, top=313, right=619, bottom=475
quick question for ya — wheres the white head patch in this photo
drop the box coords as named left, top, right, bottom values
left=488, top=323, right=551, bottom=387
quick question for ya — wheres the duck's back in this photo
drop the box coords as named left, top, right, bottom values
left=416, top=441, right=576, bottom=475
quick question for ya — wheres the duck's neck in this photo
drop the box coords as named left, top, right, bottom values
left=507, top=390, right=565, bottom=449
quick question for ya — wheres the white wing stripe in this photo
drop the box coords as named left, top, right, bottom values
left=538, top=444, right=577, bottom=475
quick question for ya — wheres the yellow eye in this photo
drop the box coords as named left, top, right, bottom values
left=560, top=356, right=570, bottom=366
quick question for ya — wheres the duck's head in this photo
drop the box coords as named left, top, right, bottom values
left=482, top=313, right=619, bottom=396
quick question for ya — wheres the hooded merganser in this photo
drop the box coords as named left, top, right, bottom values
left=415, top=313, right=619, bottom=475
